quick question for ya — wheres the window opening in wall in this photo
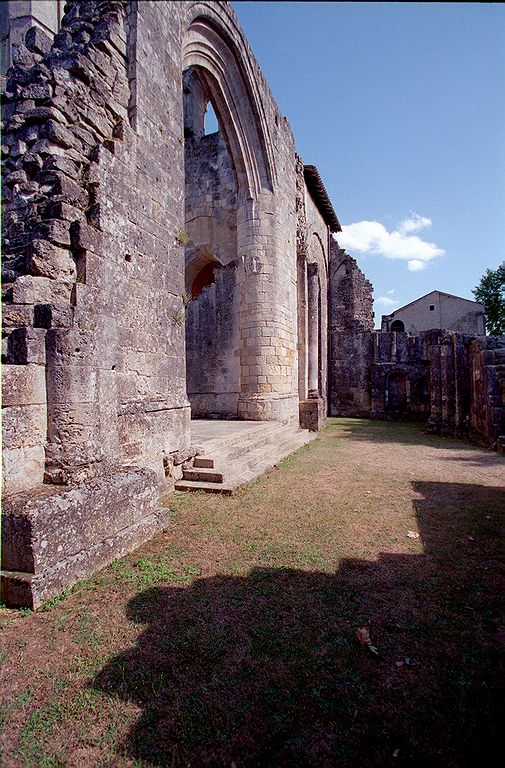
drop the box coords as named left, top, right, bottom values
left=204, top=101, right=219, bottom=135
left=391, top=320, right=405, bottom=332
left=429, top=305, right=435, bottom=311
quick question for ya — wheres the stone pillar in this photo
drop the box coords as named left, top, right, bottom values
left=236, top=194, right=299, bottom=424
left=297, top=254, right=308, bottom=401
left=307, top=262, right=319, bottom=397
left=299, top=262, right=325, bottom=431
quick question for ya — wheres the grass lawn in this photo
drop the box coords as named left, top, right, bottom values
left=1, top=418, right=504, bottom=767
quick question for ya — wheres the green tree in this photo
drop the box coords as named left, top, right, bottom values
left=473, top=263, right=505, bottom=335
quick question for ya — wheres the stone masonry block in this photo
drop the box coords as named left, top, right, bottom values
left=2, top=445, right=45, bottom=496
left=27, top=239, right=77, bottom=281
left=12, top=275, right=73, bottom=305
left=2, top=304, right=35, bottom=328
left=2, top=364, right=46, bottom=407
left=34, top=304, right=74, bottom=329
left=1, top=468, right=168, bottom=608
left=2, top=404, right=47, bottom=450
left=25, top=25, right=53, bottom=56
left=8, top=327, right=46, bottom=364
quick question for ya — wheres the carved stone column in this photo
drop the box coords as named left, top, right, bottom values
left=299, top=262, right=326, bottom=431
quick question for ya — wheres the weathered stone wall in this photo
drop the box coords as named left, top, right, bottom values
left=469, top=336, right=505, bottom=449
left=338, top=326, right=505, bottom=449
left=371, top=332, right=434, bottom=422
left=180, top=3, right=300, bottom=424
left=330, top=242, right=374, bottom=335
left=294, top=155, right=333, bottom=430
left=2, top=0, right=185, bottom=606
left=0, top=0, right=64, bottom=72
left=1, top=0, right=192, bottom=492
left=0, top=0, right=317, bottom=605
left=326, top=244, right=504, bottom=447
left=424, top=331, right=472, bottom=437
left=329, top=243, right=374, bottom=416
left=2, top=0, right=133, bottom=492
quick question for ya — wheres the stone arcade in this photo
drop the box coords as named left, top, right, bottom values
left=2, top=1, right=504, bottom=607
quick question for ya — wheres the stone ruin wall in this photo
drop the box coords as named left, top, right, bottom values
left=327, top=247, right=505, bottom=448
left=468, top=337, right=505, bottom=450
left=371, top=330, right=505, bottom=449
left=180, top=3, right=301, bottom=426
left=2, top=0, right=196, bottom=606
left=328, top=242, right=374, bottom=417
left=304, top=181, right=330, bottom=409
left=1, top=0, right=306, bottom=607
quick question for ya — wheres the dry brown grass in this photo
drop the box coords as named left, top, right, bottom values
left=1, top=418, right=504, bottom=767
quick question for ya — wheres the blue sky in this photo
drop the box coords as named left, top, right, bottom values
left=232, top=2, right=505, bottom=327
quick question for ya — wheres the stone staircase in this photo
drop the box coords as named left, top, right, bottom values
left=175, top=420, right=317, bottom=494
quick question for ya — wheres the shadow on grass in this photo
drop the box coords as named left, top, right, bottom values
left=327, top=418, right=505, bottom=457
left=94, top=482, right=504, bottom=767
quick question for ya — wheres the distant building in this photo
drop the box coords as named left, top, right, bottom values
left=381, top=290, right=486, bottom=335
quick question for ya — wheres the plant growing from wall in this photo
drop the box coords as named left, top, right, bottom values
left=170, top=308, right=185, bottom=326
left=175, top=230, right=190, bottom=246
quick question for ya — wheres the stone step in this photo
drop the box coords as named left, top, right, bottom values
left=197, top=422, right=290, bottom=467
left=228, top=430, right=312, bottom=477
left=192, top=421, right=287, bottom=457
left=182, top=467, right=224, bottom=483
left=174, top=480, right=234, bottom=495
left=175, top=427, right=317, bottom=494
left=193, top=456, right=214, bottom=468
left=226, top=427, right=313, bottom=474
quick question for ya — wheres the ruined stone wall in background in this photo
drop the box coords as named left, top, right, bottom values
left=469, top=336, right=505, bottom=450
left=328, top=243, right=374, bottom=417
left=424, top=331, right=472, bottom=437
left=367, top=329, right=504, bottom=449
left=330, top=243, right=374, bottom=335
left=371, top=332, right=435, bottom=422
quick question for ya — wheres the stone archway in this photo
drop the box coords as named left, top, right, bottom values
left=180, top=11, right=299, bottom=424
left=182, top=67, right=241, bottom=418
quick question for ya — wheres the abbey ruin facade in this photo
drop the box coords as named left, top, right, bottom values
left=2, top=1, right=504, bottom=607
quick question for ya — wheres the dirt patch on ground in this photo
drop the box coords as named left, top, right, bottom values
left=1, top=419, right=504, bottom=766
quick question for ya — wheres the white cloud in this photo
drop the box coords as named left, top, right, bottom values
left=336, top=213, right=444, bottom=272
left=398, top=214, right=432, bottom=235
left=375, top=295, right=399, bottom=307
left=387, top=289, right=395, bottom=295
left=407, top=259, right=428, bottom=272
